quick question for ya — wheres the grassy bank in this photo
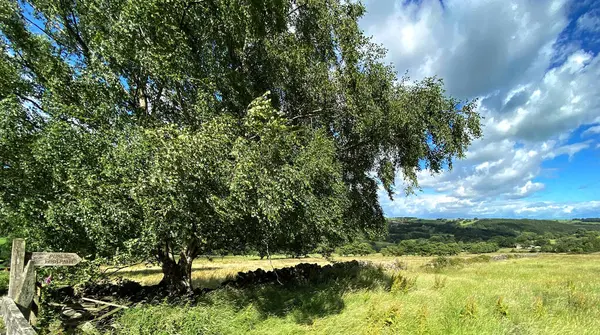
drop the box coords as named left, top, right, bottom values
left=108, top=253, right=600, bottom=335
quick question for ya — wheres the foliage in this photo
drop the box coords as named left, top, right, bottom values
left=380, top=239, right=498, bottom=256
left=385, top=218, right=600, bottom=244
left=460, top=296, right=478, bottom=318
left=540, top=232, right=600, bottom=253
left=336, top=242, right=375, bottom=256
left=0, top=270, right=8, bottom=295
left=433, top=275, right=447, bottom=290
left=0, top=0, right=481, bottom=291
left=464, top=242, right=499, bottom=254
left=313, top=243, right=335, bottom=258
left=381, top=240, right=460, bottom=256
left=426, top=255, right=492, bottom=271
left=381, top=218, right=600, bottom=256
left=495, top=296, right=509, bottom=317
left=390, top=273, right=416, bottom=294
left=0, top=237, right=8, bottom=267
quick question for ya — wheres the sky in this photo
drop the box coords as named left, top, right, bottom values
left=360, top=0, right=600, bottom=219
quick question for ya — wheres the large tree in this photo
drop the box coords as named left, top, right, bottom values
left=0, top=0, right=481, bottom=292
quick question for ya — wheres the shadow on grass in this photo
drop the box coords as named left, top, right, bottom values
left=197, top=261, right=392, bottom=325
left=44, top=261, right=392, bottom=332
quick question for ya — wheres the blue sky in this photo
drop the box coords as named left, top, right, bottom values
left=360, top=0, right=600, bottom=219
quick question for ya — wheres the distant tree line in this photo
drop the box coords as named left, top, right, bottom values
left=380, top=239, right=499, bottom=256
left=197, top=220, right=600, bottom=258
left=379, top=219, right=600, bottom=255
left=574, top=218, right=600, bottom=223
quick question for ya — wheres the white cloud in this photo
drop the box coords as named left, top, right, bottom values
left=545, top=141, right=592, bottom=159
left=363, top=0, right=568, bottom=99
left=364, top=0, right=600, bottom=218
left=410, top=134, right=590, bottom=202
left=380, top=190, right=600, bottom=218
left=577, top=11, right=600, bottom=33
left=483, top=51, right=600, bottom=142
left=513, top=181, right=545, bottom=198
left=582, top=125, right=600, bottom=137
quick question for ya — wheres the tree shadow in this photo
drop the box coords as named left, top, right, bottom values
left=197, top=261, right=391, bottom=325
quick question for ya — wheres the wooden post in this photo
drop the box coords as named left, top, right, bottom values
left=0, top=297, right=37, bottom=335
left=8, top=239, right=25, bottom=300
left=15, top=260, right=36, bottom=320
left=4, top=238, right=82, bottom=330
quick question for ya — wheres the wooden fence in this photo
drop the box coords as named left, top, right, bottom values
left=1, top=239, right=81, bottom=334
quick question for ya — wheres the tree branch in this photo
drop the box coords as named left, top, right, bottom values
left=287, top=3, right=308, bottom=18
left=21, top=15, right=61, bottom=46
left=60, top=1, right=91, bottom=60
left=288, top=108, right=322, bottom=122
left=13, top=50, right=48, bottom=85
left=15, top=92, right=48, bottom=116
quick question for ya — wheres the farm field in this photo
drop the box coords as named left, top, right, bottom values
left=109, top=253, right=600, bottom=335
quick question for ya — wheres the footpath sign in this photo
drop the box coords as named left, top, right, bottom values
left=29, top=252, right=82, bottom=267
left=3, top=239, right=82, bottom=333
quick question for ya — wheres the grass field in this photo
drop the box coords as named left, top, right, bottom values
left=111, top=253, right=600, bottom=335
left=115, top=254, right=437, bottom=289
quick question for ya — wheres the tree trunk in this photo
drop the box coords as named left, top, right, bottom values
left=158, top=247, right=195, bottom=294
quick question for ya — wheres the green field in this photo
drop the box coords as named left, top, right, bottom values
left=10, top=218, right=600, bottom=334
left=109, top=253, right=600, bottom=335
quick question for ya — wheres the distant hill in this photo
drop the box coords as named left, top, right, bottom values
left=384, top=218, right=600, bottom=243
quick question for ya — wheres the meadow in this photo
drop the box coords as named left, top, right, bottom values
left=108, top=253, right=600, bottom=335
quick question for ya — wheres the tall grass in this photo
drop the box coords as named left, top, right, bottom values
left=108, top=254, right=600, bottom=334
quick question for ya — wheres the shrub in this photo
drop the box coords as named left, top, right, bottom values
left=0, top=271, right=8, bottom=295
left=568, top=291, right=592, bottom=310
left=381, top=245, right=403, bottom=257
left=465, top=242, right=499, bottom=254
left=533, top=296, right=546, bottom=318
left=392, top=259, right=408, bottom=270
left=0, top=239, right=10, bottom=268
left=433, top=275, right=447, bottom=290
left=337, top=242, right=375, bottom=256
left=467, top=255, right=492, bottom=263
left=426, top=255, right=493, bottom=271
left=427, top=256, right=465, bottom=270
left=460, top=296, right=478, bottom=318
left=313, top=244, right=335, bottom=258
left=382, top=239, right=462, bottom=257
left=417, top=305, right=429, bottom=333
left=495, top=296, right=508, bottom=317
left=390, top=274, right=417, bottom=293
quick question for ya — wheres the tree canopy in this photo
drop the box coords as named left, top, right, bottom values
left=0, top=0, right=481, bottom=291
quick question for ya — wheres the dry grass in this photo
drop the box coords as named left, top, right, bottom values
left=114, top=254, right=434, bottom=288
left=110, top=253, right=600, bottom=334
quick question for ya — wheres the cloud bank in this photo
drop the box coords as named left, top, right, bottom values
left=363, top=0, right=600, bottom=218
